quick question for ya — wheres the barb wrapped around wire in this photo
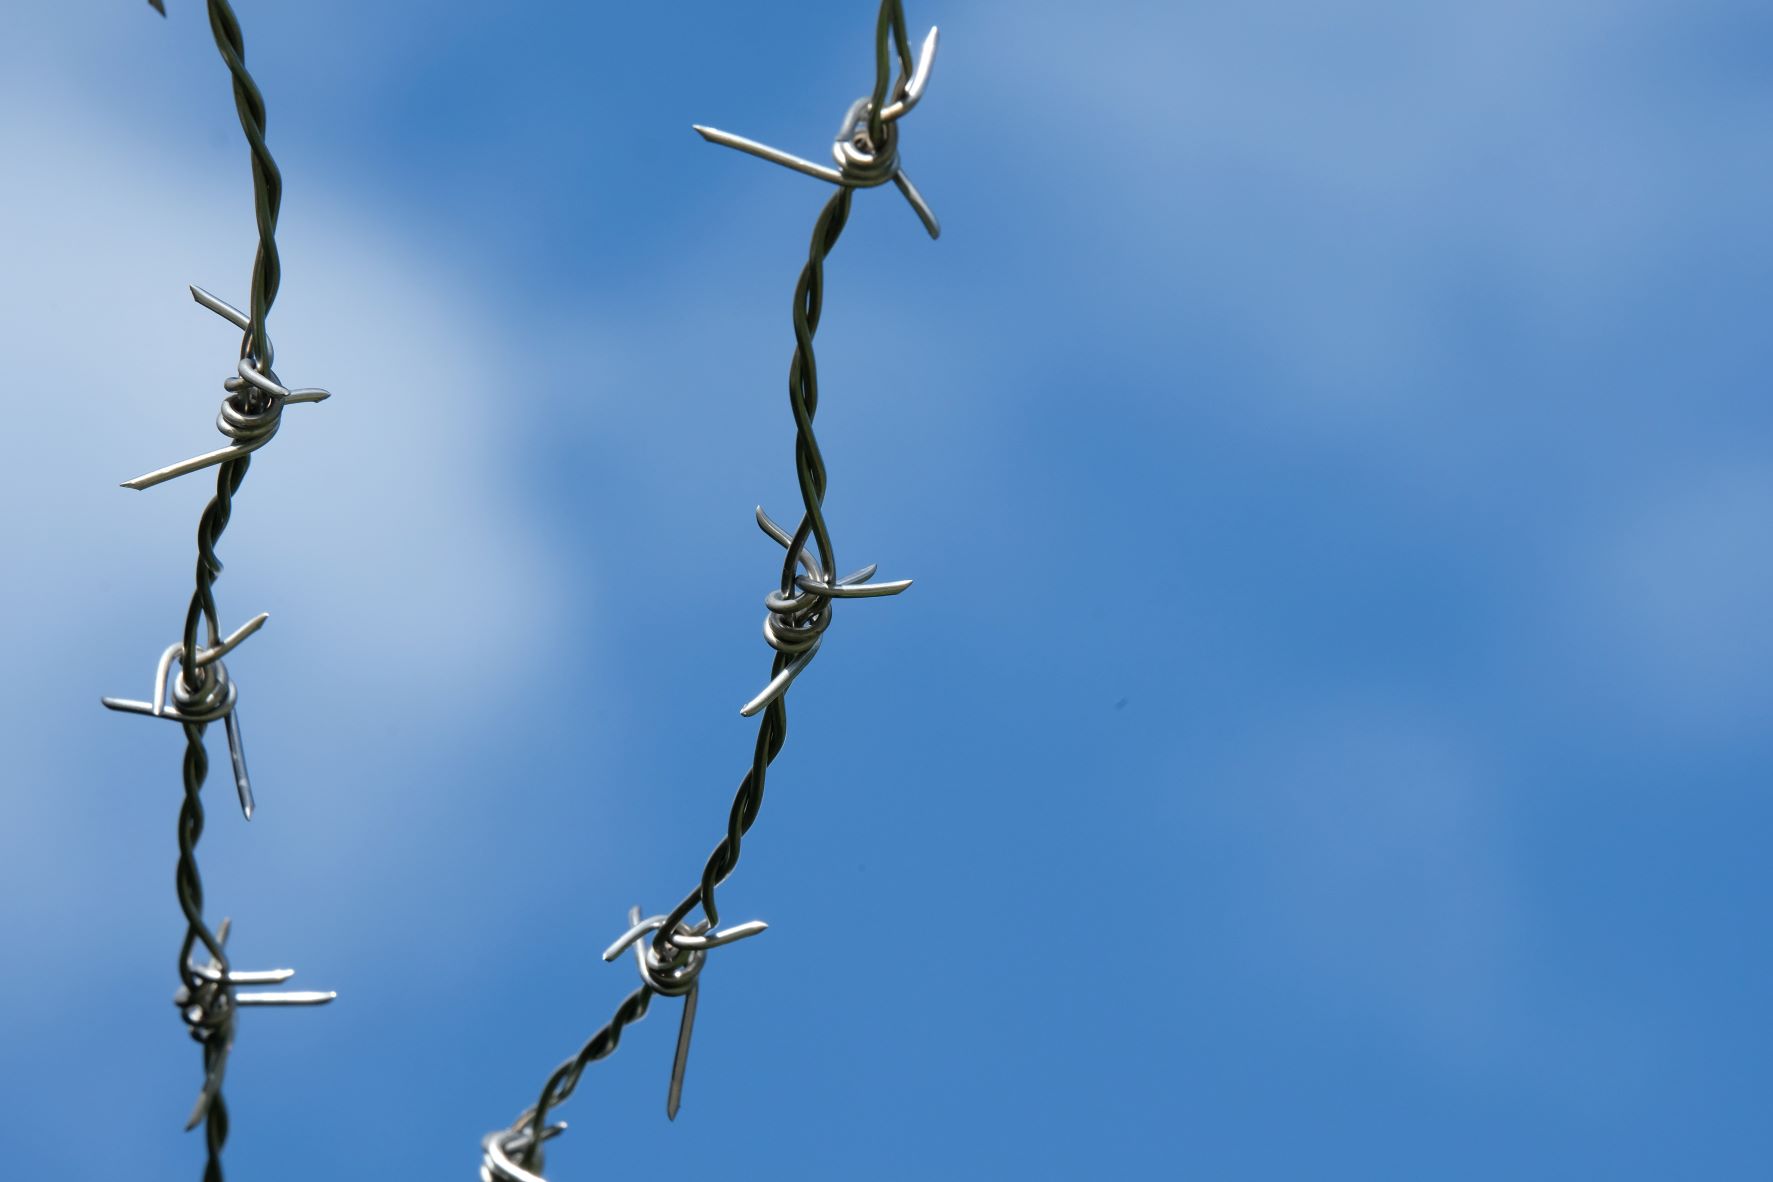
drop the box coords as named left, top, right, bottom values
left=175, top=918, right=335, bottom=1132
left=694, top=13, right=941, bottom=238
left=122, top=287, right=330, bottom=492
left=479, top=907, right=769, bottom=1182
left=742, top=505, right=910, bottom=717
left=103, top=612, right=268, bottom=819
left=480, top=4, right=941, bottom=1176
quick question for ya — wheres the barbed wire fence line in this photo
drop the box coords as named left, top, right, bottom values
left=101, top=3, right=335, bottom=1179
left=478, top=2, right=944, bottom=1179
left=93, top=1, right=945, bottom=1178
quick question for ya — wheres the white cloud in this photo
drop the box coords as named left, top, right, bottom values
left=0, top=73, right=578, bottom=928
left=1554, top=462, right=1773, bottom=736
left=958, top=0, right=1759, bottom=424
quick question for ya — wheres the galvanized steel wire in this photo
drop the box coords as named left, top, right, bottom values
left=480, top=3, right=942, bottom=1178
left=102, top=4, right=335, bottom=1179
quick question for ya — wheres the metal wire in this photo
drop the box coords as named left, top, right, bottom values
left=481, top=4, right=941, bottom=1177
left=104, top=5, right=335, bottom=1178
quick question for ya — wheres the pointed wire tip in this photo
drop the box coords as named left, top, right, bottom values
left=149, top=0, right=166, bottom=14
left=691, top=124, right=717, bottom=141
left=121, top=456, right=212, bottom=491
left=245, top=990, right=338, bottom=1005
left=667, top=918, right=770, bottom=950
left=666, top=980, right=699, bottom=1121
left=199, top=610, right=269, bottom=667
left=184, top=1071, right=225, bottom=1130
left=190, top=284, right=252, bottom=330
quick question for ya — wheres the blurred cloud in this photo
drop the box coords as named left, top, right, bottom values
left=963, top=0, right=1772, bottom=428
left=0, top=76, right=575, bottom=920
left=1562, top=461, right=1773, bottom=735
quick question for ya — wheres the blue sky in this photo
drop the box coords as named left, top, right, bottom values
left=2, top=1, right=1770, bottom=1178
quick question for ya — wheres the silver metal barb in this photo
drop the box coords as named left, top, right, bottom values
left=176, top=918, right=335, bottom=1130
left=102, top=615, right=270, bottom=820
left=664, top=919, right=771, bottom=951
left=481, top=1124, right=563, bottom=1182
left=599, top=905, right=766, bottom=1121
left=666, top=980, right=697, bottom=1121
left=121, top=287, right=330, bottom=491
left=879, top=26, right=939, bottom=122
left=741, top=505, right=911, bottom=716
left=692, top=24, right=942, bottom=238
left=197, top=611, right=269, bottom=667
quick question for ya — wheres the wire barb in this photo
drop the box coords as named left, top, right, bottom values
left=601, top=906, right=767, bottom=1119
left=175, top=918, right=335, bottom=1131
left=693, top=15, right=941, bottom=237
left=101, top=619, right=268, bottom=820
left=741, top=505, right=910, bottom=717
left=121, top=288, right=330, bottom=491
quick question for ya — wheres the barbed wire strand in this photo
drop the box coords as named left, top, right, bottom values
left=177, top=4, right=272, bottom=1177
left=111, top=5, right=332, bottom=1180
left=659, top=186, right=852, bottom=942
left=483, top=4, right=937, bottom=1178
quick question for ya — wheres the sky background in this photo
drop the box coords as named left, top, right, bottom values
left=2, top=1, right=1770, bottom=1178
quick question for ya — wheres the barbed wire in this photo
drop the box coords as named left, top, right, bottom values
left=102, top=4, right=336, bottom=1179
left=480, top=4, right=942, bottom=1178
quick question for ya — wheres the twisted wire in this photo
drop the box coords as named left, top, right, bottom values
left=505, top=191, right=856, bottom=1172
left=176, top=714, right=232, bottom=1179
left=204, top=0, right=282, bottom=374
left=494, top=987, right=654, bottom=1177
left=667, top=187, right=852, bottom=940
left=171, top=443, right=248, bottom=1182
left=867, top=0, right=913, bottom=147
left=147, top=5, right=287, bottom=1178
left=489, top=7, right=936, bottom=1171
left=176, top=721, right=224, bottom=977
left=202, top=1087, right=229, bottom=1182
left=176, top=0, right=282, bottom=675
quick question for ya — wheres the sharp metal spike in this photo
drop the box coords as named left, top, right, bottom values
left=666, top=980, right=698, bottom=1121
